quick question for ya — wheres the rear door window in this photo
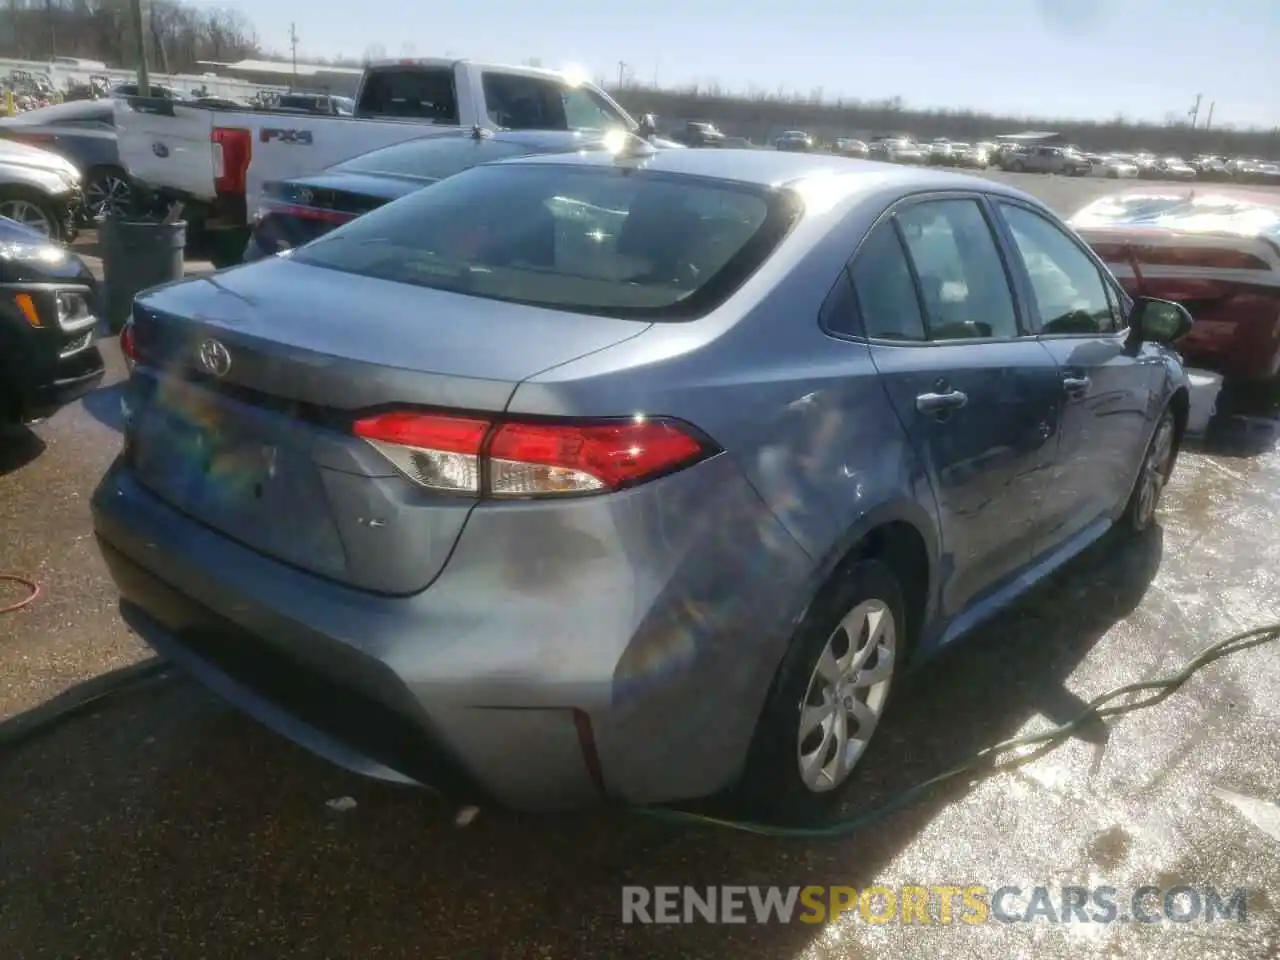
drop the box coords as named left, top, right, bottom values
left=356, top=68, right=459, bottom=122
left=896, top=199, right=1020, bottom=340
left=844, top=222, right=927, bottom=341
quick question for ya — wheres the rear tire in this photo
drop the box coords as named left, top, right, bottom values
left=1120, top=406, right=1178, bottom=533
left=83, top=166, right=133, bottom=222
left=738, top=560, right=906, bottom=824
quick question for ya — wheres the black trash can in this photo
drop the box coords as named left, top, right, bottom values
left=100, top=216, right=187, bottom=333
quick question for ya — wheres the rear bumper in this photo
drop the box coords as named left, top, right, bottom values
left=91, top=455, right=812, bottom=810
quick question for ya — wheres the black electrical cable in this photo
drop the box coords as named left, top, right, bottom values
left=631, top=621, right=1280, bottom=837
left=2, top=622, right=1278, bottom=843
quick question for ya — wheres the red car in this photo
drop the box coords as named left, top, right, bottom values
left=1071, top=188, right=1280, bottom=383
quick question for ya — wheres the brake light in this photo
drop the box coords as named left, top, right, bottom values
left=212, top=127, right=252, bottom=195
left=120, top=320, right=138, bottom=362
left=354, top=412, right=488, bottom=493
left=258, top=198, right=357, bottom=226
left=351, top=412, right=715, bottom=497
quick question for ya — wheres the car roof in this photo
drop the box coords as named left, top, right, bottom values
left=499, top=147, right=1038, bottom=203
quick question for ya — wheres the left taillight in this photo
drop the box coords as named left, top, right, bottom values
left=212, top=126, right=252, bottom=195
left=119, top=319, right=138, bottom=366
left=351, top=411, right=716, bottom=498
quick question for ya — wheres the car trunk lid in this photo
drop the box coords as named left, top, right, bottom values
left=125, top=257, right=650, bottom=594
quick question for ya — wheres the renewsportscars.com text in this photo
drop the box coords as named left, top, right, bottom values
left=621, top=885, right=1249, bottom=925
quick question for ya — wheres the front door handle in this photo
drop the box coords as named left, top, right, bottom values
left=1062, top=376, right=1091, bottom=397
left=916, top=389, right=968, bottom=414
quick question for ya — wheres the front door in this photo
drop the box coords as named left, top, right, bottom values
left=992, top=200, right=1159, bottom=549
left=848, top=197, right=1063, bottom=621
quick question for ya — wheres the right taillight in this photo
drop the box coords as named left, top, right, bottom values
left=351, top=412, right=716, bottom=498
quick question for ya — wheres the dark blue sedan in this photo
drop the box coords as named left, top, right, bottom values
left=243, top=128, right=614, bottom=262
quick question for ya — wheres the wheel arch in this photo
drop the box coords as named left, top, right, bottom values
left=797, top=500, right=938, bottom=665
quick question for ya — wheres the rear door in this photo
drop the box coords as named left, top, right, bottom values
left=991, top=199, right=1157, bottom=548
left=852, top=195, right=1063, bottom=620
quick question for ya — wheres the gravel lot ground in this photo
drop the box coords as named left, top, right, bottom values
left=2, top=173, right=1279, bottom=960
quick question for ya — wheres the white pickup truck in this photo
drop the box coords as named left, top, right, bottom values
left=116, top=58, right=655, bottom=258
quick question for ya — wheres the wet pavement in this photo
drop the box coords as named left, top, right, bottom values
left=2, top=178, right=1280, bottom=959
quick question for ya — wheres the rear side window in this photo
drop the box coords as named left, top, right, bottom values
left=356, top=68, right=458, bottom=122
left=292, top=164, right=794, bottom=319
left=896, top=199, right=1019, bottom=340
left=335, top=135, right=573, bottom=181
left=846, top=222, right=926, bottom=341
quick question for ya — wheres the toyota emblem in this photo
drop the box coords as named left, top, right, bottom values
left=197, top=338, right=232, bottom=378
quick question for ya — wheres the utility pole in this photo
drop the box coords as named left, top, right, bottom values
left=1189, top=93, right=1202, bottom=127
left=1204, top=101, right=1214, bottom=131
left=617, top=60, right=627, bottom=89
left=289, top=23, right=299, bottom=89
left=128, top=0, right=149, bottom=97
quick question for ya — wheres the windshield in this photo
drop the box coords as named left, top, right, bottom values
left=291, top=163, right=795, bottom=319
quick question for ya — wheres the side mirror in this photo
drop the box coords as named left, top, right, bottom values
left=1131, top=297, right=1193, bottom=344
left=636, top=113, right=657, bottom=138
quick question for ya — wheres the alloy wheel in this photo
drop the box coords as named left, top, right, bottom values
left=797, top=599, right=896, bottom=792
left=0, top=199, right=52, bottom=237
left=86, top=173, right=131, bottom=221
left=1136, top=415, right=1175, bottom=527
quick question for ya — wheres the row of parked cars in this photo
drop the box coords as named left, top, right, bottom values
left=770, top=131, right=1280, bottom=185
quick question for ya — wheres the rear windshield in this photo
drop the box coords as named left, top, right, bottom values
left=291, top=163, right=796, bottom=319
left=356, top=67, right=458, bottom=122
left=334, top=135, right=591, bottom=182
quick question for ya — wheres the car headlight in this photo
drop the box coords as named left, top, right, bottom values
left=55, top=290, right=94, bottom=331
left=0, top=241, right=68, bottom=265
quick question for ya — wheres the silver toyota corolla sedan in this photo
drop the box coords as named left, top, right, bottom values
left=95, top=142, right=1191, bottom=822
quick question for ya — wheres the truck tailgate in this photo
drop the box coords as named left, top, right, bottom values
left=244, top=117, right=448, bottom=216
left=114, top=99, right=217, bottom=202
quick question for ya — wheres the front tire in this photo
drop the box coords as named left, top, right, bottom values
left=1121, top=407, right=1178, bottom=532
left=739, top=560, right=906, bottom=823
left=0, top=188, right=62, bottom=241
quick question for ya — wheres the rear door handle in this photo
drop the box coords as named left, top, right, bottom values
left=1063, top=376, right=1091, bottom=397
left=915, top=390, right=968, bottom=414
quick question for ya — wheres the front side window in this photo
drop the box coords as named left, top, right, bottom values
left=896, top=199, right=1019, bottom=340
left=482, top=73, right=626, bottom=132
left=999, top=203, right=1117, bottom=335
left=292, top=164, right=790, bottom=319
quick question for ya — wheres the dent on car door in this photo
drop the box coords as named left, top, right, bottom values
left=852, top=197, right=1062, bottom=622
left=993, top=200, right=1156, bottom=549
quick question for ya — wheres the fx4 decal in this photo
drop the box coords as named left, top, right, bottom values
left=259, top=128, right=314, bottom=145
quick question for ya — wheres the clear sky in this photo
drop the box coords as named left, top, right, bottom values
left=195, top=0, right=1278, bottom=129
